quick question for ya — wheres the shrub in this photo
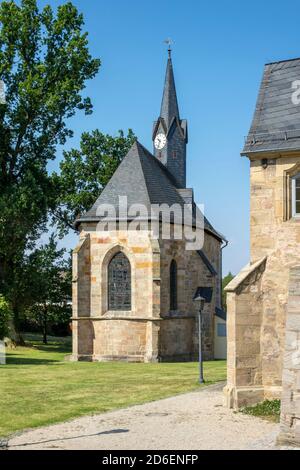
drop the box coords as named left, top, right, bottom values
left=0, top=295, right=12, bottom=340
left=239, top=399, right=281, bottom=422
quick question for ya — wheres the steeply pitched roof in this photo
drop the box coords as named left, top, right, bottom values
left=160, top=54, right=180, bottom=128
left=197, top=250, right=217, bottom=276
left=215, top=307, right=226, bottom=321
left=75, top=140, right=223, bottom=241
left=242, top=58, right=300, bottom=155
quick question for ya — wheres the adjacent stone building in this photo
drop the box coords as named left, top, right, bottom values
left=277, top=265, right=300, bottom=446
left=224, top=58, right=300, bottom=408
left=71, top=51, right=225, bottom=362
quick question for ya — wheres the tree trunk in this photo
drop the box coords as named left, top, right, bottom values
left=42, top=308, right=48, bottom=344
left=12, top=308, right=25, bottom=346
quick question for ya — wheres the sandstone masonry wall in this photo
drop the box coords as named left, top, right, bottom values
left=225, top=154, right=300, bottom=407
left=277, top=266, right=300, bottom=447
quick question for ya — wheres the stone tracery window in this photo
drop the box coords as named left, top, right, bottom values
left=108, top=252, right=131, bottom=310
left=292, top=173, right=300, bottom=217
left=170, top=259, right=178, bottom=311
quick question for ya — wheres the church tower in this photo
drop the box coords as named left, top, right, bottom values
left=152, top=48, right=188, bottom=188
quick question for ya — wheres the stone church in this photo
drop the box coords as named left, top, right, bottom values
left=71, top=51, right=225, bottom=362
left=224, top=57, right=300, bottom=426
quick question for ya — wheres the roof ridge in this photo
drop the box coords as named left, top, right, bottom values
left=135, top=140, right=181, bottom=189
left=265, top=56, right=300, bottom=66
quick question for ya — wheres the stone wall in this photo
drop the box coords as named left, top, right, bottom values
left=159, top=233, right=220, bottom=360
left=72, top=222, right=221, bottom=362
left=225, top=154, right=300, bottom=407
left=277, top=266, right=300, bottom=447
left=224, top=258, right=266, bottom=408
left=71, top=226, right=159, bottom=362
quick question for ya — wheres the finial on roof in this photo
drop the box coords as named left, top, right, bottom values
left=164, top=38, right=173, bottom=58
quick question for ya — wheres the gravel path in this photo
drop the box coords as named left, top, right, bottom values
left=8, top=383, right=282, bottom=450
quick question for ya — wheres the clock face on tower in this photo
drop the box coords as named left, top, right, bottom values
left=154, top=132, right=167, bottom=150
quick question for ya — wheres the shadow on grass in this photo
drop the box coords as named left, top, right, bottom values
left=30, top=344, right=71, bottom=354
left=5, top=355, right=59, bottom=365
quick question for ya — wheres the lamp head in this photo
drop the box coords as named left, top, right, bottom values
left=193, top=294, right=205, bottom=311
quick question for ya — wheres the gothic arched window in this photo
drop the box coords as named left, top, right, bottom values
left=108, top=252, right=131, bottom=310
left=170, top=259, right=178, bottom=311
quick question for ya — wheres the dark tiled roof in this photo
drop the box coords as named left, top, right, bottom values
left=242, top=58, right=300, bottom=154
left=160, top=55, right=180, bottom=128
left=75, top=141, right=223, bottom=241
left=215, top=307, right=226, bottom=321
left=197, top=250, right=217, bottom=276
left=193, top=286, right=213, bottom=303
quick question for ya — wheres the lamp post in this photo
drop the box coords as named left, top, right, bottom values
left=193, top=294, right=206, bottom=384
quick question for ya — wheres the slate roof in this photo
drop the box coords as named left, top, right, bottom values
left=242, top=58, right=300, bottom=155
left=215, top=307, right=226, bottom=321
left=197, top=250, right=217, bottom=276
left=75, top=140, right=223, bottom=241
left=160, top=54, right=180, bottom=128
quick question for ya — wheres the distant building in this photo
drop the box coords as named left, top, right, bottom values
left=224, top=58, right=300, bottom=409
left=71, top=51, right=225, bottom=362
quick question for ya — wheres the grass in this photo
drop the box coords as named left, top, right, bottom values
left=239, top=399, right=281, bottom=422
left=0, top=333, right=226, bottom=438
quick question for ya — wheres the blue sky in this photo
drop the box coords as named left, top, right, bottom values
left=36, top=0, right=300, bottom=275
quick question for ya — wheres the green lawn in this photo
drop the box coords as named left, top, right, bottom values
left=0, top=334, right=226, bottom=438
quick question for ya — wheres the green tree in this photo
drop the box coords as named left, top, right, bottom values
left=222, top=272, right=234, bottom=311
left=0, top=294, right=12, bottom=340
left=24, top=236, right=71, bottom=344
left=0, top=0, right=99, bottom=339
left=53, top=129, right=136, bottom=233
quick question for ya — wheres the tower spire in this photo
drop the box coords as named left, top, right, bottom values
left=160, top=46, right=180, bottom=128
left=152, top=45, right=188, bottom=188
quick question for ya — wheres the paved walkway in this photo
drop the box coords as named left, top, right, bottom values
left=8, top=383, right=281, bottom=450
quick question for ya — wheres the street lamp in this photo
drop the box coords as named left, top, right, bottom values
left=193, top=293, right=206, bottom=384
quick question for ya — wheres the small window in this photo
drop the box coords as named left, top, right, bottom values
left=170, top=259, right=177, bottom=311
left=292, top=175, right=300, bottom=217
left=108, top=252, right=131, bottom=310
left=217, top=323, right=226, bottom=337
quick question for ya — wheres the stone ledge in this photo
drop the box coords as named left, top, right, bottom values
left=225, top=256, right=267, bottom=293
left=72, top=316, right=162, bottom=321
left=71, top=354, right=151, bottom=363
left=223, top=385, right=265, bottom=409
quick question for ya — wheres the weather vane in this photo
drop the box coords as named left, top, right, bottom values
left=164, top=38, right=173, bottom=57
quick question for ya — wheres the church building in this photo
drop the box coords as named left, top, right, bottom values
left=224, top=58, right=300, bottom=416
left=71, top=50, right=225, bottom=362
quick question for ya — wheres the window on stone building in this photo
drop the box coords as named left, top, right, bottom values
left=292, top=174, right=300, bottom=217
left=170, top=259, right=178, bottom=311
left=108, top=252, right=131, bottom=310
left=217, top=323, right=227, bottom=337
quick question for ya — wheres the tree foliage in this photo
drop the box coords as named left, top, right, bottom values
left=0, top=294, right=12, bottom=339
left=222, top=272, right=234, bottom=310
left=24, top=236, right=71, bottom=344
left=53, top=129, right=136, bottom=232
left=0, top=0, right=99, bottom=333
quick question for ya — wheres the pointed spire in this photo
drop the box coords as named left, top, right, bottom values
left=160, top=50, right=180, bottom=128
